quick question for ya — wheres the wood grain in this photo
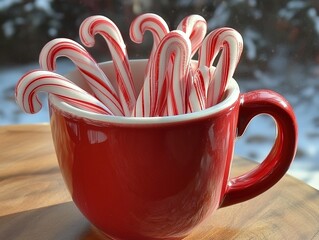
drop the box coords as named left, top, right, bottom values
left=0, top=124, right=318, bottom=239
left=0, top=124, right=71, bottom=216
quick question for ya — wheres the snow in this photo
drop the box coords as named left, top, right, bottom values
left=243, top=28, right=260, bottom=60
left=2, top=20, right=14, bottom=38
left=308, top=8, right=319, bottom=34
left=34, top=0, right=52, bottom=13
left=0, top=0, right=52, bottom=13
left=287, top=0, right=306, bottom=10
left=0, top=0, right=21, bottom=9
left=207, top=2, right=230, bottom=30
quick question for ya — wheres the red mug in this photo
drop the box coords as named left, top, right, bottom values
left=49, top=59, right=297, bottom=240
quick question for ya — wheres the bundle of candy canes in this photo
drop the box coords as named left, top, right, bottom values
left=15, top=14, right=243, bottom=117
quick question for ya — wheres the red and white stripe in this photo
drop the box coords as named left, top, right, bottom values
left=187, top=66, right=211, bottom=113
left=15, top=70, right=112, bottom=115
left=177, top=14, right=207, bottom=58
left=79, top=15, right=136, bottom=116
left=165, top=31, right=191, bottom=116
left=177, top=15, right=208, bottom=113
left=130, top=13, right=169, bottom=64
left=158, top=30, right=192, bottom=116
left=198, top=27, right=243, bottom=107
left=129, top=13, right=170, bottom=117
left=133, top=30, right=191, bottom=116
left=39, top=38, right=124, bottom=116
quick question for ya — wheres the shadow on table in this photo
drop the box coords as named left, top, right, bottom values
left=0, top=201, right=241, bottom=240
left=0, top=201, right=107, bottom=240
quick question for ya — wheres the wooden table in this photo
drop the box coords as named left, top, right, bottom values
left=0, top=124, right=318, bottom=240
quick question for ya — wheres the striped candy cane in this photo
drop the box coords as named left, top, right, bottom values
left=177, top=14, right=207, bottom=58
left=79, top=15, right=136, bottom=116
left=39, top=38, right=124, bottom=116
left=165, top=31, right=191, bottom=116
left=177, top=15, right=207, bottom=113
left=15, top=70, right=112, bottom=115
left=130, top=13, right=169, bottom=64
left=198, top=27, right=243, bottom=107
left=146, top=30, right=191, bottom=116
left=129, top=13, right=170, bottom=117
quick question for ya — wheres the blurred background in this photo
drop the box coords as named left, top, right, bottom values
left=0, top=0, right=318, bottom=189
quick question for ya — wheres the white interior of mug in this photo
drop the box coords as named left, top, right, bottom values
left=49, top=59, right=240, bottom=125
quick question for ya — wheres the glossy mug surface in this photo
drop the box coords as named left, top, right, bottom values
left=49, top=60, right=297, bottom=240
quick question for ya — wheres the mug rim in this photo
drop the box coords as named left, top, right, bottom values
left=49, top=59, right=240, bottom=125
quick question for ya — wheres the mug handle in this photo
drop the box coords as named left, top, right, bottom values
left=220, top=90, right=298, bottom=207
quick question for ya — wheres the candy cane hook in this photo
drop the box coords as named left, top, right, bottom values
left=39, top=38, right=124, bottom=116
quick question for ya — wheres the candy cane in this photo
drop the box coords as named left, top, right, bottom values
left=187, top=66, right=211, bottom=113
left=177, top=14, right=207, bottom=58
left=129, top=13, right=170, bottom=117
left=15, top=70, right=112, bottom=115
left=177, top=15, right=207, bottom=113
left=79, top=15, right=136, bottom=116
left=130, top=13, right=169, bottom=62
left=198, top=28, right=243, bottom=106
left=39, top=38, right=124, bottom=116
left=165, top=31, right=192, bottom=116
left=141, top=30, right=191, bottom=116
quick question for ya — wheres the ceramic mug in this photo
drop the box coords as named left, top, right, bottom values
left=49, top=59, right=297, bottom=240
